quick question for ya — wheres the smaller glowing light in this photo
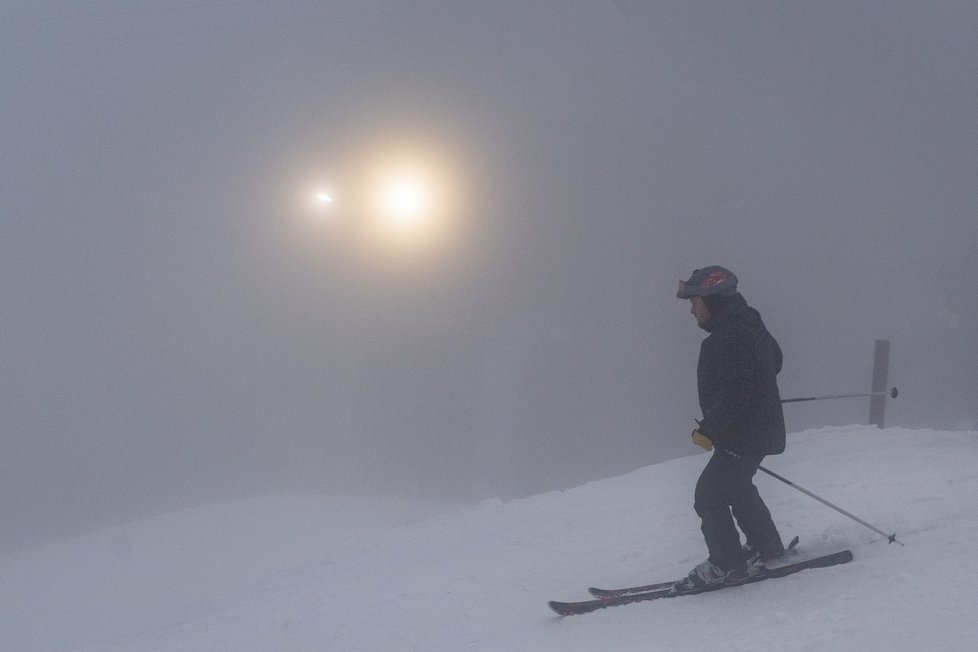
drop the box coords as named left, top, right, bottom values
left=316, top=193, right=333, bottom=203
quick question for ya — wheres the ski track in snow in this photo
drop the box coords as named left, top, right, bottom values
left=2, top=426, right=978, bottom=651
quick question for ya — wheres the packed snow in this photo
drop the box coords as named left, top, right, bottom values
left=4, top=425, right=977, bottom=651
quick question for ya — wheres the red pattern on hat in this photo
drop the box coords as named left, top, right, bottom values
left=702, top=270, right=727, bottom=288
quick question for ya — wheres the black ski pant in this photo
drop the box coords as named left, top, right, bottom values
left=694, top=449, right=783, bottom=572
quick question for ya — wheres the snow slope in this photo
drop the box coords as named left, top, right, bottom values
left=4, top=426, right=977, bottom=651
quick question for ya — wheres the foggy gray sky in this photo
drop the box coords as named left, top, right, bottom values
left=2, top=1, right=976, bottom=552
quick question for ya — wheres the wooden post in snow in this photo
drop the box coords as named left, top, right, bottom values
left=869, top=339, right=891, bottom=428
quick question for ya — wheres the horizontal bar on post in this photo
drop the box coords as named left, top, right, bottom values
left=781, top=387, right=898, bottom=404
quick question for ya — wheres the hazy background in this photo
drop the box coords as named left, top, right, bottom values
left=2, top=0, right=975, bottom=553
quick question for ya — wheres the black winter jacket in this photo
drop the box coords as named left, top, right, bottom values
left=696, top=293, right=786, bottom=456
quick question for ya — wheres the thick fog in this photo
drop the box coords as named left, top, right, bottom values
left=2, top=1, right=976, bottom=552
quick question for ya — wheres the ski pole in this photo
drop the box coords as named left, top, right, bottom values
left=721, top=445, right=904, bottom=546
left=781, top=387, right=898, bottom=404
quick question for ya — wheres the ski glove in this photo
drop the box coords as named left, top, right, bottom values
left=691, top=429, right=713, bottom=451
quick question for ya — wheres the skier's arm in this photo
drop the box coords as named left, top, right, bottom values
left=698, top=329, right=753, bottom=445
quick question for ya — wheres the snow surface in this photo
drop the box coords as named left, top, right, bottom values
left=4, top=426, right=978, bottom=651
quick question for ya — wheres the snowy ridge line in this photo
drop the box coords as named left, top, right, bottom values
left=4, top=426, right=977, bottom=650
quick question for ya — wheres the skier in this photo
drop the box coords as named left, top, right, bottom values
left=675, top=266, right=787, bottom=591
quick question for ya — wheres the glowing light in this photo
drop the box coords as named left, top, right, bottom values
left=368, top=157, right=446, bottom=250
left=381, top=177, right=427, bottom=225
left=293, top=130, right=475, bottom=267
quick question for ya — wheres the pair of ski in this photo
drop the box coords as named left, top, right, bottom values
left=548, top=544, right=853, bottom=616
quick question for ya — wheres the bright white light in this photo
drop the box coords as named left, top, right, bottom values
left=294, top=133, right=472, bottom=264
left=381, top=177, right=426, bottom=224
left=368, top=160, right=444, bottom=249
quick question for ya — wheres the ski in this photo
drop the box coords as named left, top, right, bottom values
left=548, top=548, right=852, bottom=616
left=587, top=579, right=675, bottom=599
left=588, top=536, right=800, bottom=599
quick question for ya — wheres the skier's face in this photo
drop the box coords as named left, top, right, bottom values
left=689, top=296, right=710, bottom=325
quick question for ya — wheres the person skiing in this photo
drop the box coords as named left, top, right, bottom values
left=674, top=266, right=787, bottom=591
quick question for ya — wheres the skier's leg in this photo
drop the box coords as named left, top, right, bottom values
left=694, top=452, right=747, bottom=572
left=730, top=455, right=785, bottom=558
